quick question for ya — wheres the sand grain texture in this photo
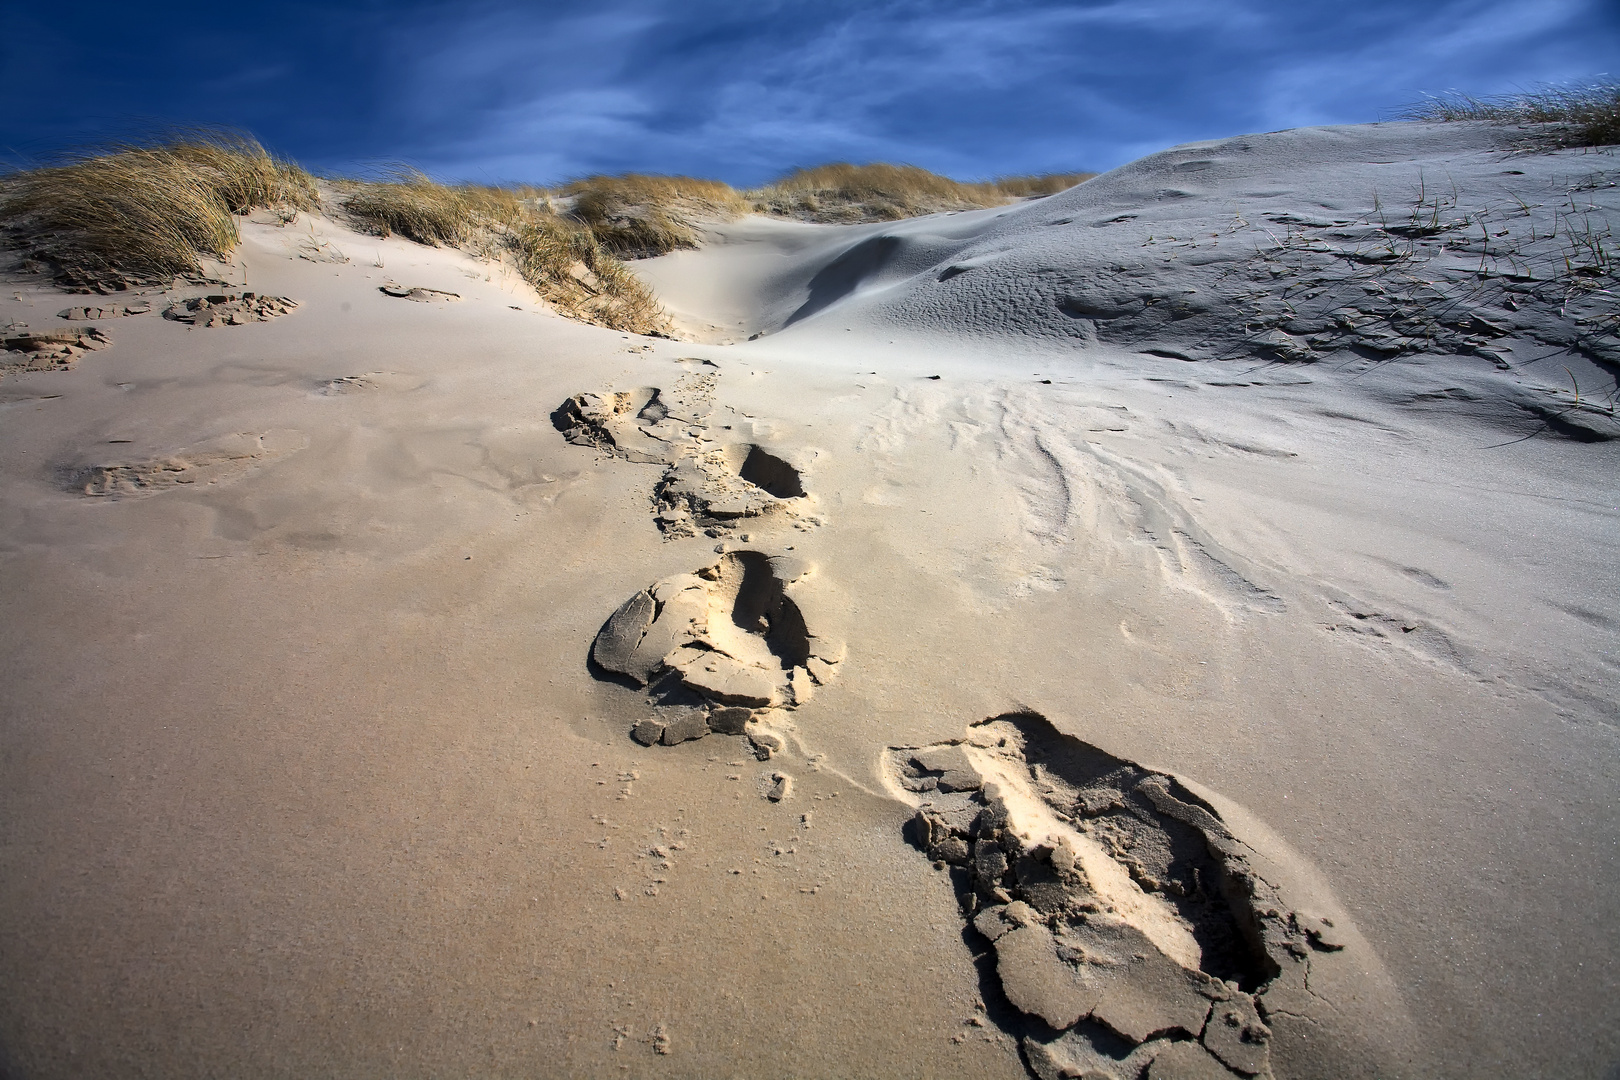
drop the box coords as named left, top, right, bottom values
left=1, top=122, right=1617, bottom=1079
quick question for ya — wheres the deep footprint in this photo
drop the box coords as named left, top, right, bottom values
left=654, top=441, right=808, bottom=534
left=552, top=385, right=683, bottom=465
left=552, top=376, right=814, bottom=537
left=885, top=712, right=1374, bottom=1080
left=592, top=550, right=844, bottom=752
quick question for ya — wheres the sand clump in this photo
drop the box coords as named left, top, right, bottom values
left=162, top=292, right=298, bottom=326
left=58, top=301, right=151, bottom=319
left=3, top=325, right=110, bottom=373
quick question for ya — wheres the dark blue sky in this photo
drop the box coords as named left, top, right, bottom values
left=4, top=1, right=1616, bottom=185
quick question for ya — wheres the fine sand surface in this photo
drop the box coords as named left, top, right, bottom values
left=1, top=122, right=1617, bottom=1079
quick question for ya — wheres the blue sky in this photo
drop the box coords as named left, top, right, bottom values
left=4, top=1, right=1616, bottom=185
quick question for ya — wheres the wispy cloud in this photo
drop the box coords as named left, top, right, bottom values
left=3, top=0, right=1616, bottom=181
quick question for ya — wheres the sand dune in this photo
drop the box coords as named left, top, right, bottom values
left=1, top=121, right=1617, bottom=1078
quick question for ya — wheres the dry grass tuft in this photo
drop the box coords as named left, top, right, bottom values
left=0, top=132, right=318, bottom=291
left=560, top=174, right=748, bottom=257
left=341, top=174, right=669, bottom=336
left=337, top=169, right=501, bottom=246
left=1401, top=81, right=1620, bottom=148
left=748, top=162, right=1092, bottom=223
left=504, top=212, right=670, bottom=334
left=985, top=172, right=1098, bottom=198
left=750, top=162, right=990, bottom=222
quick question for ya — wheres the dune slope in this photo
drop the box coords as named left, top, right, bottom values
left=1, top=121, right=1617, bottom=1079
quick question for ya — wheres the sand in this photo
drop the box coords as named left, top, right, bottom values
left=1, top=121, right=1617, bottom=1079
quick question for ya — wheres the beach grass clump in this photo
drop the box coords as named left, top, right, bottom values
left=560, top=174, right=748, bottom=257
left=505, top=212, right=669, bottom=334
left=748, top=163, right=1093, bottom=223
left=337, top=169, right=511, bottom=246
left=1402, top=81, right=1620, bottom=148
left=985, top=172, right=1098, bottom=197
left=0, top=132, right=318, bottom=291
left=750, top=162, right=993, bottom=222
left=341, top=173, right=668, bottom=335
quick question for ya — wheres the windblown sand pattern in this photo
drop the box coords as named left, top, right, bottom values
left=0, top=120, right=1614, bottom=1080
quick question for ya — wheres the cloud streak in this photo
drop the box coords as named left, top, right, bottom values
left=3, top=0, right=1616, bottom=183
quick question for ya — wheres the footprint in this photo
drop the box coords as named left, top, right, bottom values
left=885, top=712, right=1382, bottom=1079
left=552, top=386, right=679, bottom=465
left=593, top=550, right=844, bottom=750
left=319, top=371, right=426, bottom=395
left=653, top=441, right=810, bottom=536
left=378, top=284, right=460, bottom=302
left=162, top=293, right=298, bottom=326
left=1324, top=596, right=1467, bottom=671
left=67, top=430, right=308, bottom=498
left=3, top=327, right=110, bottom=374
left=553, top=377, right=815, bottom=537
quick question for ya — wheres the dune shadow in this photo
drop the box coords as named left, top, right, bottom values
left=784, top=234, right=901, bottom=326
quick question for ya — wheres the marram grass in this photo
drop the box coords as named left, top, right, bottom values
left=338, top=173, right=671, bottom=335
left=1402, top=81, right=1620, bottom=148
left=561, top=174, right=750, bottom=256
left=0, top=132, right=317, bottom=290
left=747, top=163, right=1097, bottom=223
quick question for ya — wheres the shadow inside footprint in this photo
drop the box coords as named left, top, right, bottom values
left=731, top=444, right=805, bottom=499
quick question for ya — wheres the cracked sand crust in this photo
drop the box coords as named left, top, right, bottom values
left=3, top=326, right=110, bottom=373
left=162, top=292, right=298, bottom=326
left=593, top=550, right=845, bottom=751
